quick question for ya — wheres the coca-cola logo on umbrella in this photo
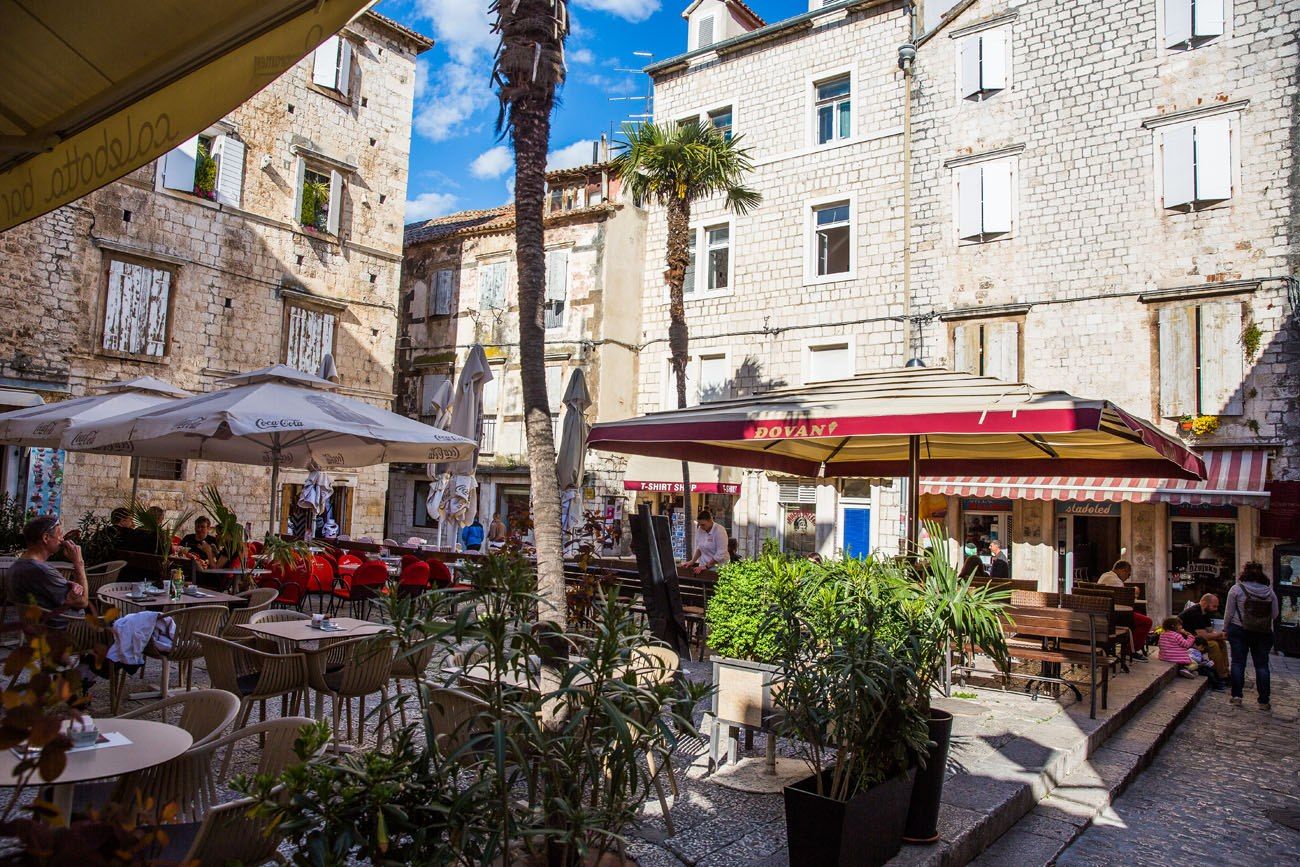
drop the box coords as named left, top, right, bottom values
left=426, top=446, right=462, bottom=461
left=32, top=422, right=57, bottom=437
left=173, top=416, right=206, bottom=431
left=254, top=418, right=305, bottom=430
left=69, top=431, right=97, bottom=448
left=321, top=452, right=345, bottom=465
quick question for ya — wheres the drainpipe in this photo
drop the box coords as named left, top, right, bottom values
left=899, top=33, right=918, bottom=364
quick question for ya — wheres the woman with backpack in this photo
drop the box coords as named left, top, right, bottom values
left=1224, top=561, right=1279, bottom=710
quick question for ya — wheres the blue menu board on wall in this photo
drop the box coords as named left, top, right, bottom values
left=26, top=448, right=65, bottom=517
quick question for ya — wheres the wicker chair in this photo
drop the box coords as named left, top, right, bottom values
left=247, top=609, right=311, bottom=653
left=388, top=641, right=438, bottom=727
left=305, top=634, right=396, bottom=744
left=425, top=685, right=491, bottom=759
left=145, top=605, right=228, bottom=698
left=197, top=632, right=309, bottom=729
left=96, top=581, right=142, bottom=615
left=119, top=688, right=240, bottom=747
left=221, top=588, right=279, bottom=641
left=85, top=560, right=128, bottom=595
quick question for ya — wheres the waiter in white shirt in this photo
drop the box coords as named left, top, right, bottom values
left=683, top=509, right=729, bottom=575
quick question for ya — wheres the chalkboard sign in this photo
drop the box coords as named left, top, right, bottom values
left=630, top=505, right=690, bottom=657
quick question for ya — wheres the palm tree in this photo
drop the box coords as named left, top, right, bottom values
left=611, top=121, right=760, bottom=556
left=490, top=0, right=569, bottom=627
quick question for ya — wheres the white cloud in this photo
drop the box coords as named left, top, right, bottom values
left=414, top=62, right=494, bottom=142
left=571, top=0, right=661, bottom=22
left=471, top=145, right=514, bottom=179
left=404, top=191, right=460, bottom=222
left=570, top=48, right=596, bottom=65
left=412, top=58, right=430, bottom=101
left=410, top=0, right=497, bottom=142
left=413, top=0, right=495, bottom=63
left=549, top=140, right=598, bottom=171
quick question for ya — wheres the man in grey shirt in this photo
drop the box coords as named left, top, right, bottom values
left=9, top=514, right=89, bottom=629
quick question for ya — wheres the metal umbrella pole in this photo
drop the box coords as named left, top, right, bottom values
left=267, top=436, right=282, bottom=536
left=907, top=434, right=921, bottom=552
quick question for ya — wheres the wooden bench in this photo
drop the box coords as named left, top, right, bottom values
left=959, top=603, right=1109, bottom=719
left=1012, top=589, right=1131, bottom=674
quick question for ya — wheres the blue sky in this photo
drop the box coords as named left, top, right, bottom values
left=379, top=1, right=960, bottom=223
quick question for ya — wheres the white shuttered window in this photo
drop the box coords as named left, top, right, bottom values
left=1164, top=0, right=1225, bottom=48
left=956, top=159, right=1013, bottom=241
left=102, top=258, right=171, bottom=357
left=285, top=305, right=336, bottom=374
left=696, top=15, right=715, bottom=49
left=210, top=135, right=245, bottom=207
left=312, top=35, right=353, bottom=95
left=479, top=261, right=508, bottom=310
left=1157, top=301, right=1245, bottom=417
left=545, top=249, right=568, bottom=329
left=433, top=269, right=454, bottom=315
left=1160, top=117, right=1233, bottom=209
left=805, top=342, right=854, bottom=384
left=958, top=28, right=1008, bottom=99
left=952, top=321, right=1020, bottom=381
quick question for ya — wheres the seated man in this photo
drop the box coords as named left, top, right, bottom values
left=682, top=510, right=729, bottom=575
left=9, top=515, right=90, bottom=629
left=1179, top=593, right=1229, bottom=679
left=1099, top=559, right=1153, bottom=660
left=180, top=516, right=231, bottom=568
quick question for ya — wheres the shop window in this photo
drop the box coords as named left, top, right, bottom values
left=101, top=255, right=173, bottom=359
left=283, top=303, right=336, bottom=374
left=779, top=481, right=817, bottom=555
left=1157, top=301, right=1245, bottom=417
left=1170, top=516, right=1236, bottom=609
left=952, top=320, right=1020, bottom=381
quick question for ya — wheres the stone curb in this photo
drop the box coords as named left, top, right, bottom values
left=967, top=674, right=1208, bottom=866
left=889, top=662, right=1182, bottom=867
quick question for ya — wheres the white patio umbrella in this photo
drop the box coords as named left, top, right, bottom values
left=0, top=375, right=192, bottom=501
left=556, top=368, right=591, bottom=550
left=428, top=346, right=493, bottom=546
left=65, top=365, right=475, bottom=530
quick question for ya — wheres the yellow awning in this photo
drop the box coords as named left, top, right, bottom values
left=0, top=0, right=373, bottom=232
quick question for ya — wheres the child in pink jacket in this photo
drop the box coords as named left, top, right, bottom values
left=1157, top=616, right=1198, bottom=678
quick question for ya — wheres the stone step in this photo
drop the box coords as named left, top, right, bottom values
left=890, top=660, right=1184, bottom=867
left=964, top=674, right=1208, bottom=866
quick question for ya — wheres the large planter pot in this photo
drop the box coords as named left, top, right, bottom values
left=902, top=709, right=955, bottom=844
left=783, top=766, right=916, bottom=867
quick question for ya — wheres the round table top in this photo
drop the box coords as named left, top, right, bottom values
left=0, top=718, right=192, bottom=786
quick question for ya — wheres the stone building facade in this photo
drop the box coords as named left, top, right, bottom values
left=0, top=12, right=432, bottom=536
left=643, top=0, right=1298, bottom=616
left=387, top=159, right=647, bottom=544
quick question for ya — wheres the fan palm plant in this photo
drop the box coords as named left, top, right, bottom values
left=196, top=485, right=247, bottom=584
left=610, top=121, right=760, bottom=553
left=489, top=0, right=570, bottom=627
left=126, top=500, right=195, bottom=559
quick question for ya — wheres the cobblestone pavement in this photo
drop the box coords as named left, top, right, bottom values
left=1055, top=653, right=1300, bottom=867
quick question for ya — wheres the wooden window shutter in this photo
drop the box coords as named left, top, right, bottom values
left=434, top=269, right=454, bottom=315
left=981, top=160, right=1013, bottom=235
left=959, top=36, right=982, bottom=98
left=161, top=137, right=198, bottom=192
left=981, top=30, right=1007, bottom=91
left=293, top=157, right=307, bottom=223
left=285, top=306, right=306, bottom=369
left=313, top=36, right=340, bottom=87
left=956, top=166, right=983, bottom=240
left=143, top=267, right=171, bottom=357
left=952, top=323, right=982, bottom=375
left=326, top=169, right=343, bottom=235
left=212, top=135, right=244, bottom=207
left=1198, top=301, right=1244, bottom=415
left=982, top=321, right=1020, bottom=381
left=410, top=279, right=429, bottom=320
left=1161, top=124, right=1196, bottom=208
left=1158, top=306, right=1197, bottom=417
left=1193, top=116, right=1232, bottom=203
left=1165, top=0, right=1193, bottom=46
left=1193, top=0, right=1225, bottom=37
left=337, top=38, right=354, bottom=96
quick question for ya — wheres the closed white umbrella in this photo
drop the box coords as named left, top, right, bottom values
left=0, top=375, right=192, bottom=501
left=428, top=346, right=493, bottom=546
left=556, top=369, right=591, bottom=551
left=296, top=463, right=335, bottom=540
left=66, top=365, right=475, bottom=530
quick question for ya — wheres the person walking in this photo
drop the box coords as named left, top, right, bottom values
left=1223, top=561, right=1279, bottom=711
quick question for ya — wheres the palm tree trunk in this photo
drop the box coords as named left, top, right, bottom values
left=511, top=74, right=566, bottom=633
left=665, top=196, right=694, bottom=559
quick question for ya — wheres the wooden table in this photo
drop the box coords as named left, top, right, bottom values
left=0, top=718, right=191, bottom=825
left=99, top=587, right=244, bottom=611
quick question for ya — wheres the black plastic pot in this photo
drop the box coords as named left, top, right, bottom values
left=902, top=709, right=954, bottom=844
left=783, top=766, right=916, bottom=867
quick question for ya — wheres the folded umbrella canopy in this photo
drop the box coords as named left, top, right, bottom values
left=0, top=0, right=372, bottom=232
left=588, top=366, right=1205, bottom=545
left=65, top=365, right=475, bottom=529
left=429, top=346, right=493, bottom=545
left=556, top=368, right=592, bottom=550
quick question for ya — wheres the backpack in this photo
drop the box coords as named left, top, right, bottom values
left=1240, top=593, right=1274, bottom=633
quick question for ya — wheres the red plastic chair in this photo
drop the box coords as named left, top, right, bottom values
left=398, top=561, right=431, bottom=598
left=336, top=554, right=363, bottom=577
left=400, top=554, right=420, bottom=570
left=428, top=560, right=454, bottom=587
left=261, top=569, right=306, bottom=610
left=333, top=560, right=387, bottom=618
left=304, top=555, right=336, bottom=613
left=247, top=541, right=264, bottom=555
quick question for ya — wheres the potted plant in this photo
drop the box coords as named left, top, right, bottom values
left=128, top=500, right=196, bottom=581
left=0, top=493, right=28, bottom=554
left=299, top=178, right=329, bottom=231
left=193, top=140, right=217, bottom=201
left=75, top=512, right=120, bottom=567
left=196, top=485, right=248, bottom=589
left=767, top=558, right=930, bottom=867
left=895, top=532, right=1010, bottom=844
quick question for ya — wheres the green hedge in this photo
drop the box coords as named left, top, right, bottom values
left=706, top=555, right=792, bottom=664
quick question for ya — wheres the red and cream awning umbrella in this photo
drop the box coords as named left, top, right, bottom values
left=589, top=367, right=1205, bottom=543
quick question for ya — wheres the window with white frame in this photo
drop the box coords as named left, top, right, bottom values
left=481, top=369, right=501, bottom=453
left=703, top=225, right=730, bottom=292
left=661, top=353, right=731, bottom=409
left=283, top=303, right=336, bottom=374
left=683, top=232, right=697, bottom=296
left=812, top=202, right=852, bottom=277
left=814, top=74, right=852, bottom=145
left=958, top=28, right=1007, bottom=100
left=158, top=131, right=245, bottom=207
left=102, top=256, right=173, bottom=358
left=545, top=248, right=568, bottom=329
left=955, top=158, right=1013, bottom=242
left=1159, top=116, right=1233, bottom=210
left=1164, top=0, right=1226, bottom=48
left=312, top=34, right=354, bottom=97
left=433, top=269, right=454, bottom=316
left=803, top=340, right=854, bottom=384
left=951, top=320, right=1021, bottom=381
left=294, top=159, right=343, bottom=235
left=1157, top=300, right=1245, bottom=417
left=707, top=106, right=733, bottom=141
left=479, top=261, right=508, bottom=310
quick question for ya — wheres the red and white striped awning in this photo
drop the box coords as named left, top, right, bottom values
left=922, top=449, right=1270, bottom=506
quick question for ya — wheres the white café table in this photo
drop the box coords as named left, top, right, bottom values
left=244, top=618, right=394, bottom=718
left=0, top=718, right=191, bottom=825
